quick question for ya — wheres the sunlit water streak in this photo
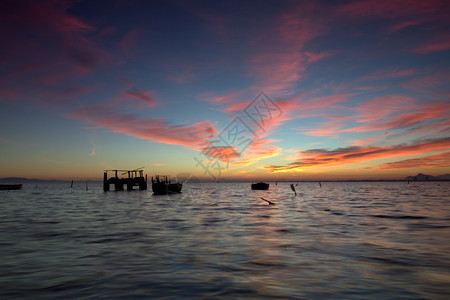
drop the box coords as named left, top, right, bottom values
left=0, top=181, right=449, bottom=299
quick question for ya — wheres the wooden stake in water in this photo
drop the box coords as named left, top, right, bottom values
left=71, top=180, right=73, bottom=188
left=86, top=181, right=88, bottom=191
left=260, top=197, right=275, bottom=205
left=290, top=184, right=297, bottom=196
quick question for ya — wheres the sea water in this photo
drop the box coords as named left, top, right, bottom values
left=0, top=181, right=449, bottom=299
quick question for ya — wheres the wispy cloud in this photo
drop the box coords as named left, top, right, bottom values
left=0, top=0, right=110, bottom=105
left=67, top=105, right=216, bottom=150
left=264, top=137, right=450, bottom=173
left=117, top=28, right=144, bottom=58
left=300, top=95, right=449, bottom=139
left=231, top=139, right=281, bottom=167
left=343, top=101, right=449, bottom=134
left=125, top=87, right=157, bottom=107
left=41, top=157, right=62, bottom=165
left=374, top=151, right=450, bottom=170
left=248, top=2, right=328, bottom=97
left=0, top=137, right=22, bottom=149
left=359, top=68, right=417, bottom=82
left=89, top=145, right=96, bottom=156
left=200, top=145, right=241, bottom=163
left=350, top=132, right=389, bottom=146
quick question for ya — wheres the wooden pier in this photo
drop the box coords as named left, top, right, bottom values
left=103, top=168, right=147, bottom=191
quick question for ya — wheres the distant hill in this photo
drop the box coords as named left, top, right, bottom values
left=0, top=177, right=67, bottom=183
left=404, top=173, right=450, bottom=181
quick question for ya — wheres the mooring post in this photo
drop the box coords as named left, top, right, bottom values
left=103, top=172, right=109, bottom=191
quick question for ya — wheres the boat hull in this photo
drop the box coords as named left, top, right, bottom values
left=0, top=184, right=22, bottom=190
left=251, top=182, right=269, bottom=190
left=152, top=183, right=182, bottom=195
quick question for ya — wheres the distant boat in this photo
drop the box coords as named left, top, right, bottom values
left=0, top=184, right=22, bottom=190
left=151, top=175, right=182, bottom=195
left=251, top=182, right=269, bottom=190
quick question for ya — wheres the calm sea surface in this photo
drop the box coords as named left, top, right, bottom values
left=0, top=181, right=449, bottom=299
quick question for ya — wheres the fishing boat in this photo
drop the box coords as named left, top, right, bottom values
left=151, top=175, right=182, bottom=195
left=251, top=182, right=269, bottom=190
left=0, top=184, right=22, bottom=190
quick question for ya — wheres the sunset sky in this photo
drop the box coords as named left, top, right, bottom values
left=0, top=0, right=449, bottom=180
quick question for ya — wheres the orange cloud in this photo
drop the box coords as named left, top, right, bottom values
left=264, top=137, right=450, bottom=173
left=199, top=145, right=240, bottom=163
left=232, top=139, right=281, bottom=167
left=375, top=151, right=450, bottom=170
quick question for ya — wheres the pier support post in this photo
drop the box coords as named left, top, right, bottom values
left=103, top=172, right=109, bottom=191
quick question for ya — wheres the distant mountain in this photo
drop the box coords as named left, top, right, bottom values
left=436, top=174, right=450, bottom=180
left=404, top=173, right=450, bottom=181
left=0, top=177, right=102, bottom=184
left=0, top=177, right=68, bottom=183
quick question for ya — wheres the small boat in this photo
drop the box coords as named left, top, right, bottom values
left=151, top=175, right=182, bottom=195
left=0, top=184, right=22, bottom=190
left=251, top=182, right=269, bottom=190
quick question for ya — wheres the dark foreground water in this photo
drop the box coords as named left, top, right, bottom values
left=0, top=181, right=449, bottom=299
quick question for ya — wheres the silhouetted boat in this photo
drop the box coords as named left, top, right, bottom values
left=0, top=184, right=22, bottom=190
left=151, top=175, right=182, bottom=195
left=251, top=182, right=269, bottom=190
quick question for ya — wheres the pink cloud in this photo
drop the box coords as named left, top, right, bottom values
left=413, top=38, right=450, bottom=54
left=204, top=90, right=245, bottom=106
left=353, top=95, right=418, bottom=123
left=0, top=0, right=110, bottom=105
left=336, top=0, right=446, bottom=20
left=401, top=71, right=450, bottom=93
left=223, top=90, right=356, bottom=141
left=335, top=0, right=449, bottom=55
left=117, top=29, right=144, bottom=58
left=302, top=117, right=351, bottom=137
left=166, top=70, right=196, bottom=84
left=304, top=51, right=334, bottom=64
left=343, top=101, right=450, bottom=134
left=350, top=132, right=389, bottom=146
left=359, top=68, right=417, bottom=81
left=67, top=105, right=217, bottom=149
left=125, top=88, right=157, bottom=107
left=243, top=2, right=332, bottom=99
left=298, top=93, right=449, bottom=139
left=388, top=20, right=419, bottom=33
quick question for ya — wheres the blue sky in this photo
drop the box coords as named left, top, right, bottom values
left=0, top=0, right=449, bottom=180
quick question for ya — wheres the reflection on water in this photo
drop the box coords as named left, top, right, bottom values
left=0, top=181, right=449, bottom=298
